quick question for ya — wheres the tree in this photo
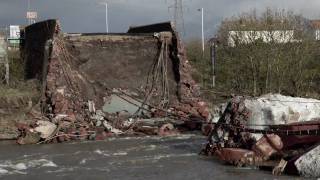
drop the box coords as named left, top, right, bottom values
left=187, top=8, right=320, bottom=98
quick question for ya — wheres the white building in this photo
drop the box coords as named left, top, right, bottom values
left=228, top=30, right=298, bottom=47
left=310, top=20, right=320, bottom=41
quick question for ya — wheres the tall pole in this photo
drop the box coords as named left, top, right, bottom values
left=27, top=0, right=31, bottom=25
left=201, top=8, right=204, bottom=55
left=210, top=39, right=217, bottom=88
left=4, top=38, right=9, bottom=85
left=105, top=2, right=109, bottom=33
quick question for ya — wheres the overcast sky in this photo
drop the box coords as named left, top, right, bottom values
left=0, top=0, right=320, bottom=39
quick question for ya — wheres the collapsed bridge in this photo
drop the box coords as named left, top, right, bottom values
left=17, top=19, right=210, bottom=144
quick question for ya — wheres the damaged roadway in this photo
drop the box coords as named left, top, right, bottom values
left=1, top=19, right=319, bottom=179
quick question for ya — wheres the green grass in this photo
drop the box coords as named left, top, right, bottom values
left=0, top=80, right=40, bottom=99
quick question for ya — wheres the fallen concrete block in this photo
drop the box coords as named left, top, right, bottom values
left=273, top=159, right=287, bottom=176
left=17, top=131, right=41, bottom=145
left=103, top=120, right=123, bottom=134
left=158, top=123, right=179, bottom=136
left=215, top=148, right=256, bottom=166
left=34, top=120, right=57, bottom=139
left=245, top=94, right=320, bottom=127
left=103, top=94, right=144, bottom=115
left=252, top=134, right=283, bottom=159
left=294, top=145, right=320, bottom=178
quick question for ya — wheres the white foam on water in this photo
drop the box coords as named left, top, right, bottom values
left=27, top=159, right=58, bottom=168
left=94, top=149, right=110, bottom=156
left=151, top=153, right=197, bottom=160
left=80, top=159, right=87, bottom=165
left=0, top=168, right=8, bottom=175
left=172, top=134, right=197, bottom=140
left=0, top=158, right=58, bottom=176
left=42, top=161, right=58, bottom=167
left=12, top=170, right=27, bottom=175
left=13, top=163, right=27, bottom=170
left=94, top=149, right=103, bottom=155
left=145, top=145, right=157, bottom=151
left=95, top=149, right=129, bottom=157
left=46, top=167, right=75, bottom=173
left=113, top=152, right=128, bottom=156
left=108, top=153, right=197, bottom=165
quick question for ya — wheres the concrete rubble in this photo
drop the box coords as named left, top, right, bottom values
left=294, top=145, right=320, bottom=178
left=34, top=120, right=57, bottom=139
left=14, top=19, right=210, bottom=144
left=202, top=94, right=320, bottom=178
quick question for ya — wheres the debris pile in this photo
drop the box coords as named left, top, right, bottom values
left=16, top=20, right=210, bottom=144
left=202, top=94, right=320, bottom=178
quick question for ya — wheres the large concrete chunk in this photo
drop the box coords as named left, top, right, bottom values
left=103, top=95, right=144, bottom=115
left=34, top=120, right=57, bottom=139
left=245, top=94, right=320, bottom=127
left=294, top=145, right=320, bottom=178
left=252, top=134, right=283, bottom=158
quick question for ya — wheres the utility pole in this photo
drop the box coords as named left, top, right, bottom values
left=105, top=2, right=109, bottom=33
left=172, top=0, right=185, bottom=35
left=4, top=39, right=9, bottom=85
left=27, top=0, right=31, bottom=25
left=200, top=8, right=205, bottom=55
left=210, top=38, right=217, bottom=88
left=197, top=8, right=205, bottom=55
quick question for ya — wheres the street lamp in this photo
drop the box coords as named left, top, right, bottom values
left=98, top=1, right=109, bottom=33
left=198, top=8, right=204, bottom=55
left=105, top=2, right=109, bottom=33
left=210, top=37, right=218, bottom=88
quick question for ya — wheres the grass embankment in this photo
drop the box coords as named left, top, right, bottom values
left=0, top=49, right=41, bottom=139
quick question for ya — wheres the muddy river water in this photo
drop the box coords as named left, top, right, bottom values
left=0, top=134, right=301, bottom=180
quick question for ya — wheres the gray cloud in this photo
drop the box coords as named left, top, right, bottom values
left=0, top=0, right=319, bottom=39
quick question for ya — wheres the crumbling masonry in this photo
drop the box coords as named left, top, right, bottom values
left=19, top=19, right=210, bottom=143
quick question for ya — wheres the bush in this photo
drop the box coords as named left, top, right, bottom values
left=186, top=8, right=320, bottom=99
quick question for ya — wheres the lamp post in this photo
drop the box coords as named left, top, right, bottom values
left=105, top=2, right=109, bottom=33
left=210, top=37, right=218, bottom=88
left=198, top=8, right=204, bottom=55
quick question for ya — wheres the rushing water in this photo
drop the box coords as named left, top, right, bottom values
left=0, top=134, right=301, bottom=180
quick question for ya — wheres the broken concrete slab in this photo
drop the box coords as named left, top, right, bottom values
left=245, top=94, right=320, bottom=127
left=16, top=131, right=41, bottom=145
left=215, top=148, right=257, bottom=166
left=34, top=120, right=57, bottom=139
left=252, top=134, right=283, bottom=159
left=294, top=145, right=320, bottom=178
left=103, top=94, right=145, bottom=115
